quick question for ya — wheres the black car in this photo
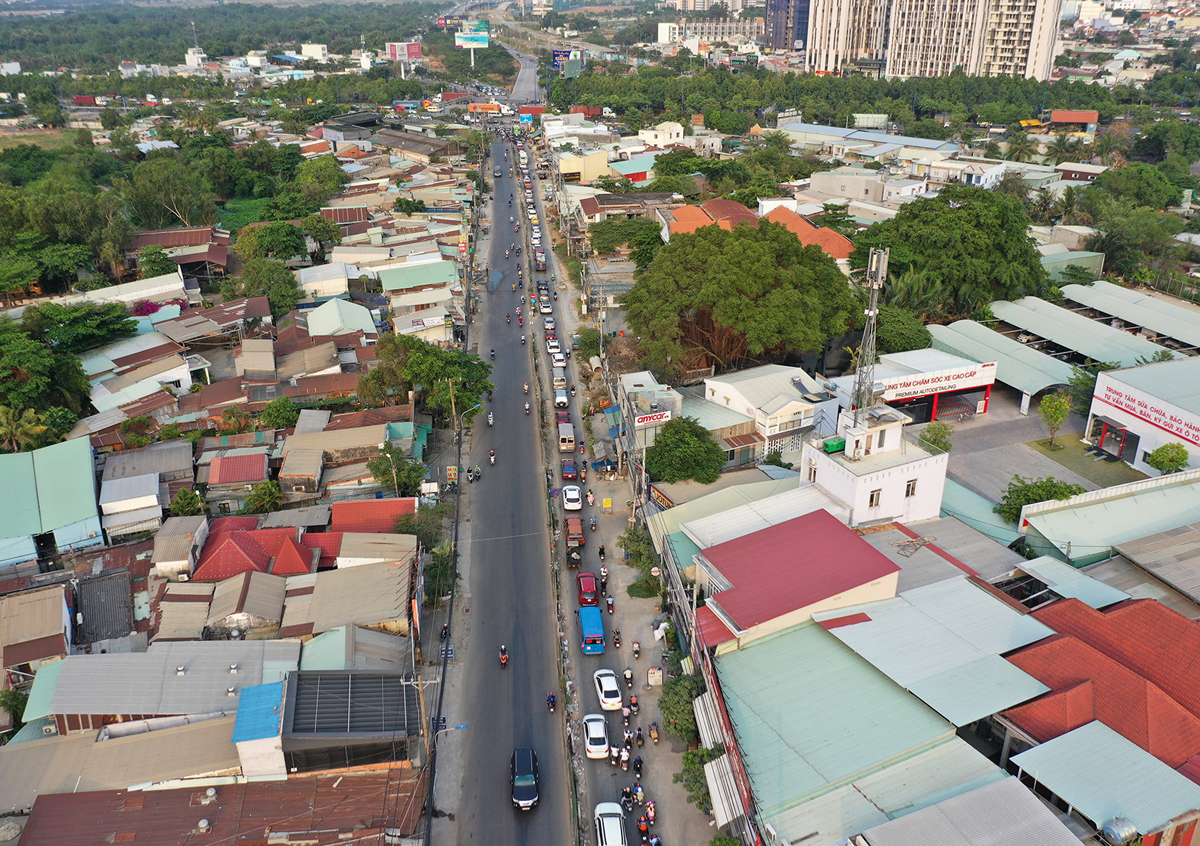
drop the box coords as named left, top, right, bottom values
left=511, top=747, right=540, bottom=810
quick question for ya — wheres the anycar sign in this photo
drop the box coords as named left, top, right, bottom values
left=634, top=410, right=672, bottom=428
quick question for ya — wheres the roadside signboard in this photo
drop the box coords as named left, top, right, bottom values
left=386, top=42, right=423, bottom=61
left=519, top=113, right=533, bottom=124
left=455, top=32, right=490, bottom=49
left=552, top=49, right=571, bottom=70
left=464, top=19, right=491, bottom=31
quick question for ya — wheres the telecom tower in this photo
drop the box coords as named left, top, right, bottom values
left=852, top=247, right=888, bottom=427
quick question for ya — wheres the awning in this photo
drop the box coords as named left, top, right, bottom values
left=722, top=432, right=765, bottom=450
left=704, top=752, right=745, bottom=829
left=694, top=690, right=723, bottom=749
left=1096, top=415, right=1126, bottom=431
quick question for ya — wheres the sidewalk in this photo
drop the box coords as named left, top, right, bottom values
left=543, top=186, right=718, bottom=846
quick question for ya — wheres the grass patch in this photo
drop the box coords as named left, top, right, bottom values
left=0, top=129, right=72, bottom=151
left=1036, top=439, right=1065, bottom=451
left=218, top=197, right=271, bottom=232
left=1025, top=433, right=1149, bottom=487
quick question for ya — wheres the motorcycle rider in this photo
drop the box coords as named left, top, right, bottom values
left=547, top=692, right=556, bottom=711
left=499, top=644, right=508, bottom=665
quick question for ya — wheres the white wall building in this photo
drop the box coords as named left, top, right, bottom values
left=800, top=407, right=949, bottom=526
left=657, top=22, right=681, bottom=43
left=637, top=121, right=685, bottom=146
left=1086, top=358, right=1200, bottom=476
left=301, top=44, right=330, bottom=62
left=704, top=364, right=840, bottom=453
left=185, top=47, right=208, bottom=68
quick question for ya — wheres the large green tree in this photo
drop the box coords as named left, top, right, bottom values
left=995, top=475, right=1087, bottom=522
left=22, top=302, right=137, bottom=354
left=234, top=221, right=307, bottom=262
left=357, top=334, right=492, bottom=424
left=1085, top=162, right=1180, bottom=211
left=367, top=441, right=427, bottom=498
left=119, top=156, right=218, bottom=228
left=0, top=319, right=90, bottom=412
left=138, top=245, right=179, bottom=278
left=221, top=258, right=301, bottom=318
left=645, top=416, right=726, bottom=484
left=259, top=396, right=300, bottom=430
left=855, top=185, right=1049, bottom=316
left=622, top=219, right=857, bottom=372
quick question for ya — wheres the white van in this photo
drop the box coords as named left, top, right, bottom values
left=558, top=422, right=576, bottom=453
left=552, top=367, right=567, bottom=390
left=554, top=390, right=569, bottom=408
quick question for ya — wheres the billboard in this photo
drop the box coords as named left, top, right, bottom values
left=455, top=32, right=490, bottom=49
left=880, top=362, right=996, bottom=402
left=519, top=113, right=533, bottom=124
left=552, top=49, right=571, bottom=70
left=385, top=42, right=423, bottom=61
left=463, top=19, right=491, bottom=31
left=634, top=410, right=672, bottom=428
left=563, top=59, right=582, bottom=79
left=437, top=16, right=466, bottom=27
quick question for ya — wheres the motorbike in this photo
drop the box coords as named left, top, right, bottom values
left=633, top=756, right=643, bottom=777
left=620, top=789, right=633, bottom=812
left=632, top=641, right=640, bottom=659
left=646, top=801, right=656, bottom=826
left=611, top=748, right=621, bottom=767
left=491, top=350, right=496, bottom=360
left=521, top=335, right=526, bottom=345
left=488, top=392, right=493, bottom=402
left=570, top=385, right=576, bottom=396
left=606, top=595, right=614, bottom=614
left=590, top=516, right=598, bottom=532
left=599, top=546, right=606, bottom=561
left=624, top=668, right=634, bottom=689
left=630, top=695, right=639, bottom=716
left=614, top=629, right=621, bottom=649
left=523, top=383, right=529, bottom=394
left=487, top=412, right=494, bottom=427
left=636, top=727, right=645, bottom=747
left=524, top=402, right=530, bottom=414
left=440, top=623, right=449, bottom=641
left=547, top=693, right=555, bottom=713
left=553, top=291, right=558, bottom=300
left=634, top=783, right=645, bottom=807
left=649, top=723, right=659, bottom=743
left=499, top=646, right=508, bottom=667
left=489, top=450, right=496, bottom=465
left=587, top=491, right=595, bottom=507
left=518, top=316, right=523, bottom=326
left=474, top=465, right=481, bottom=480
left=621, top=748, right=630, bottom=770
left=622, top=705, right=631, bottom=727
left=505, top=250, right=509, bottom=258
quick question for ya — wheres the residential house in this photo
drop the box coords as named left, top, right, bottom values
left=637, top=121, right=685, bottom=146
left=306, top=297, right=378, bottom=342
left=204, top=453, right=269, bottom=514
left=704, top=364, right=840, bottom=454
left=761, top=206, right=854, bottom=270
left=0, top=585, right=72, bottom=676
left=130, top=226, right=230, bottom=282
left=152, top=515, right=210, bottom=579
left=98, top=473, right=163, bottom=542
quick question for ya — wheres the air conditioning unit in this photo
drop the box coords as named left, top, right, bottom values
left=807, top=455, right=818, bottom=467
left=244, top=484, right=253, bottom=491
left=179, top=574, right=190, bottom=582
left=851, top=448, right=864, bottom=460
left=42, top=725, right=55, bottom=736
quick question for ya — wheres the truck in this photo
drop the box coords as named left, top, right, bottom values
left=442, top=91, right=468, bottom=102
left=534, top=248, right=546, bottom=271
left=570, top=106, right=601, bottom=118
left=469, top=102, right=501, bottom=113
left=518, top=105, right=546, bottom=117
left=565, top=515, right=585, bottom=547
left=393, top=99, right=422, bottom=111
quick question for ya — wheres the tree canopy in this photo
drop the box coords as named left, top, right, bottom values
left=622, top=219, right=858, bottom=373
left=367, top=442, right=427, bottom=497
left=22, top=302, right=137, bottom=354
left=856, top=185, right=1050, bottom=317
left=357, top=334, right=492, bottom=423
left=995, top=475, right=1086, bottom=522
left=222, top=258, right=301, bottom=318
left=645, top=416, right=727, bottom=484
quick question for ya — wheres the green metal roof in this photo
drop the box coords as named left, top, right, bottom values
left=1013, top=556, right=1129, bottom=609
left=1011, top=721, right=1200, bottom=833
left=644, top=477, right=801, bottom=553
left=939, top=479, right=1020, bottom=547
left=679, top=395, right=754, bottom=432
left=714, top=621, right=953, bottom=817
left=1025, top=479, right=1200, bottom=563
left=1104, top=356, right=1200, bottom=418
left=22, top=660, right=64, bottom=721
left=307, top=298, right=376, bottom=337
left=991, top=297, right=1176, bottom=367
left=1063, top=280, right=1200, bottom=350
left=664, top=531, right=701, bottom=572
left=378, top=261, right=458, bottom=292
left=34, top=437, right=97, bottom=532
left=929, top=321, right=1074, bottom=396
left=0, top=451, right=41, bottom=538
left=300, top=626, right=352, bottom=670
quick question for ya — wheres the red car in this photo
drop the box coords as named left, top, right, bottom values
left=561, top=458, right=578, bottom=480
left=556, top=411, right=571, bottom=426
left=577, top=571, right=598, bottom=606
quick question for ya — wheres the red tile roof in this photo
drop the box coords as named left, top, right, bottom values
left=1034, top=599, right=1200, bottom=718
left=193, top=532, right=271, bottom=581
left=330, top=498, right=419, bottom=533
left=326, top=403, right=415, bottom=430
left=1005, top=633, right=1200, bottom=768
left=208, top=515, right=261, bottom=536
left=763, top=207, right=855, bottom=260
left=665, top=205, right=715, bottom=235
left=208, top=453, right=268, bottom=485
left=302, top=532, right=343, bottom=569
left=272, top=536, right=317, bottom=575
left=701, top=199, right=759, bottom=230
left=700, top=510, right=900, bottom=631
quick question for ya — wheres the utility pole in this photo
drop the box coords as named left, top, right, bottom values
left=852, top=247, right=887, bottom=427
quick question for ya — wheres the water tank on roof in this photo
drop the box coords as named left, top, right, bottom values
left=1101, top=818, right=1138, bottom=845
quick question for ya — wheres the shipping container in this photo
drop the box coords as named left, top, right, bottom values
left=569, top=106, right=601, bottom=118
left=72, top=95, right=96, bottom=106
left=518, top=105, right=546, bottom=116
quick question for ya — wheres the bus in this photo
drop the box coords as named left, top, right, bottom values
left=577, top=606, right=605, bottom=655
left=518, top=149, right=529, bottom=168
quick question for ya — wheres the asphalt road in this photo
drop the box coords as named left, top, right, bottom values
left=507, top=49, right=542, bottom=103
left=451, top=141, right=571, bottom=846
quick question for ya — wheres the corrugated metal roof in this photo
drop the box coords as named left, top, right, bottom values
left=860, top=775, right=1080, bottom=846
left=280, top=560, right=410, bottom=638
left=207, top=571, right=287, bottom=626
left=1114, top=520, right=1200, bottom=603
left=705, top=364, right=823, bottom=411
left=1026, top=478, right=1200, bottom=561
left=1011, top=721, right=1200, bottom=832
left=1082, top=554, right=1200, bottom=619
left=1063, top=280, right=1200, bottom=350
left=22, top=660, right=64, bottom=721
left=680, top=485, right=850, bottom=549
left=33, top=437, right=98, bottom=533
left=378, top=260, right=457, bottom=292
left=763, top=738, right=1003, bottom=846
left=813, top=577, right=1051, bottom=726
left=645, top=477, right=802, bottom=553
left=929, top=321, right=1074, bottom=396
left=0, top=715, right=240, bottom=814
left=300, top=625, right=407, bottom=672
left=714, top=621, right=953, bottom=816
left=0, top=586, right=67, bottom=651
left=308, top=297, right=376, bottom=336
left=702, top=511, right=900, bottom=631
left=1103, top=355, right=1200, bottom=419
left=44, top=641, right=300, bottom=718
left=101, top=440, right=193, bottom=481
left=231, top=680, right=284, bottom=742
left=1013, top=555, right=1130, bottom=608
left=991, top=297, right=1175, bottom=367
left=76, top=572, right=134, bottom=644
left=0, top=451, right=40, bottom=538
left=283, top=671, right=420, bottom=737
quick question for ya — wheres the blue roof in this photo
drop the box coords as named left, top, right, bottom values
left=231, top=681, right=285, bottom=743
left=779, top=122, right=857, bottom=138
left=1011, top=721, right=1200, bottom=833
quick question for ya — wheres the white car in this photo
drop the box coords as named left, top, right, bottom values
left=583, top=713, right=610, bottom=759
left=593, top=669, right=623, bottom=711
left=595, top=802, right=627, bottom=846
left=551, top=351, right=566, bottom=368
left=546, top=337, right=562, bottom=355
left=540, top=301, right=554, bottom=315
left=544, top=317, right=556, bottom=331
left=563, top=485, right=582, bottom=511
left=531, top=235, right=542, bottom=248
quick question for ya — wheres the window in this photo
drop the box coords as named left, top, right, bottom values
left=905, top=479, right=917, bottom=497
left=877, top=428, right=887, bottom=449
left=868, top=489, right=882, bottom=508
left=807, top=466, right=817, bottom=483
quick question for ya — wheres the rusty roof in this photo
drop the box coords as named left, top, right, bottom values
left=320, top=206, right=371, bottom=224
left=19, top=768, right=427, bottom=845
left=131, top=226, right=229, bottom=250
